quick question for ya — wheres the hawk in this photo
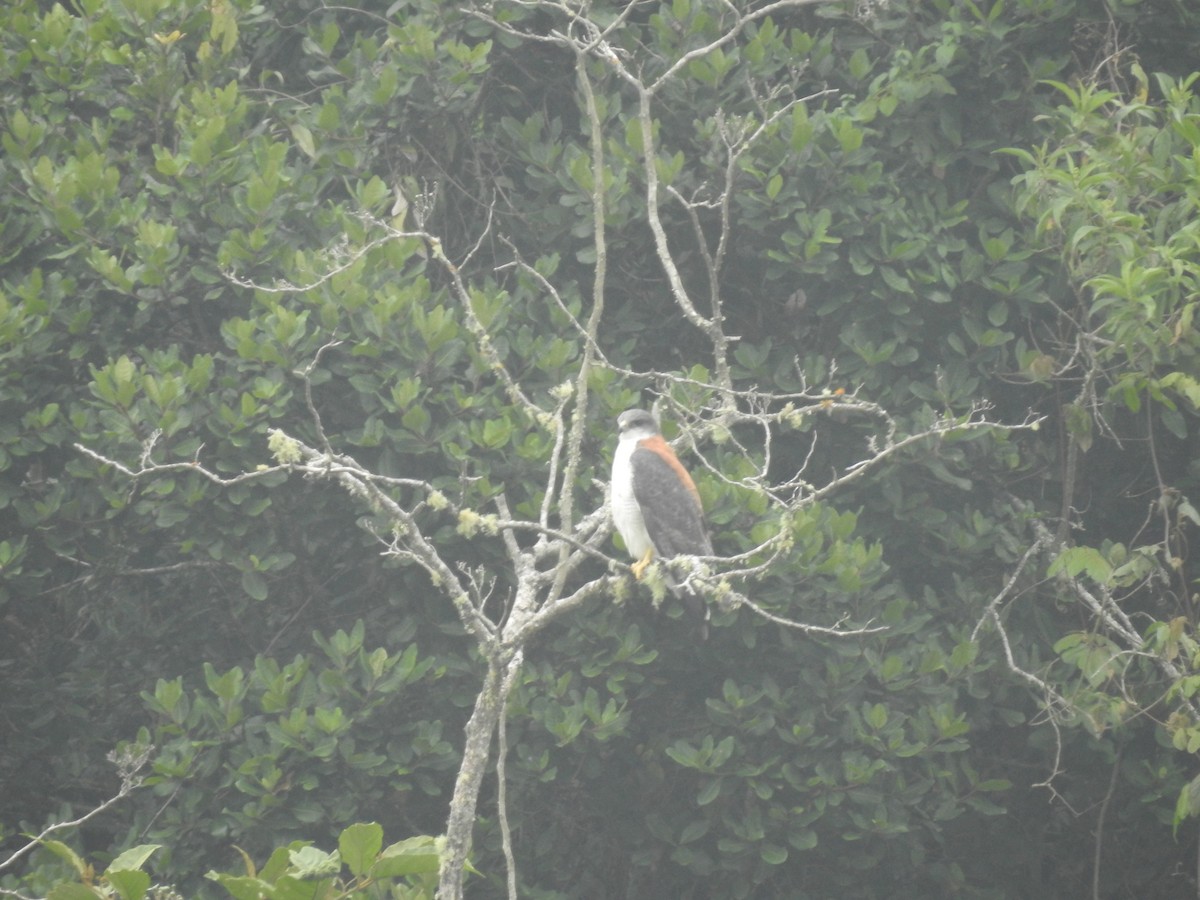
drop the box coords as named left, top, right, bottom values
left=610, top=408, right=712, bottom=636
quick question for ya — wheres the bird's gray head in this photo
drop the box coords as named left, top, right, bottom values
left=617, top=408, right=659, bottom=439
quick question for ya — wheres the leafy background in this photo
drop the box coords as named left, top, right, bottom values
left=4, top=0, right=1200, bottom=897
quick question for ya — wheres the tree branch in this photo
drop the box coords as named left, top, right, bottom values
left=0, top=745, right=152, bottom=875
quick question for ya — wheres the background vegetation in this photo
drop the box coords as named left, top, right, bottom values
left=4, top=0, right=1200, bottom=897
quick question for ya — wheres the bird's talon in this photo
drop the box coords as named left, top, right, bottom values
left=630, top=549, right=654, bottom=581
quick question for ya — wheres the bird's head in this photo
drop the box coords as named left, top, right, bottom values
left=616, top=408, right=660, bottom=443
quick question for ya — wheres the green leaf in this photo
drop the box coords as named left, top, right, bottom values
left=260, top=845, right=302, bottom=883
left=1048, top=546, right=1112, bottom=584
left=948, top=641, right=977, bottom=672
left=105, top=869, right=150, bottom=900
left=710, top=735, right=735, bottom=768
left=1174, top=774, right=1200, bottom=835
left=246, top=174, right=279, bottom=216
left=242, top=569, right=269, bottom=601
left=665, top=739, right=698, bottom=768
left=696, top=778, right=722, bottom=806
left=46, top=885, right=104, bottom=900
left=401, top=404, right=430, bottom=434
left=371, top=835, right=442, bottom=878
left=790, top=829, right=818, bottom=850
left=790, top=104, right=813, bottom=151
left=338, top=822, right=383, bottom=877
left=760, top=843, right=788, bottom=865
left=865, top=703, right=887, bottom=729
left=106, top=844, right=162, bottom=874
left=848, top=48, right=871, bottom=80
left=1161, top=372, right=1200, bottom=410
left=287, top=846, right=340, bottom=878
left=41, top=840, right=89, bottom=877
left=270, top=875, right=325, bottom=900
left=481, top=417, right=511, bottom=449
left=290, top=123, right=316, bottom=159
left=976, top=779, right=1012, bottom=792
left=113, top=354, right=135, bottom=389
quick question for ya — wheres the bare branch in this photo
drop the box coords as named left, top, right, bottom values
left=74, top=441, right=292, bottom=486
left=301, top=339, right=344, bottom=455
left=546, top=44, right=613, bottom=604
left=645, top=0, right=831, bottom=94
left=971, top=533, right=1051, bottom=642
left=732, top=590, right=887, bottom=636
left=495, top=652, right=526, bottom=900
left=0, top=745, right=152, bottom=874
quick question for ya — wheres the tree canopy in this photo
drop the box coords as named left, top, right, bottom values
left=4, top=0, right=1200, bottom=898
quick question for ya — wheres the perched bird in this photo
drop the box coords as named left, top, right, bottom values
left=610, top=408, right=713, bottom=636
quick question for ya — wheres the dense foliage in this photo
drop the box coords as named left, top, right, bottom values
left=4, top=0, right=1200, bottom=897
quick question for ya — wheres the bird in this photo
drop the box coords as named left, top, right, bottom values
left=610, top=408, right=713, bottom=637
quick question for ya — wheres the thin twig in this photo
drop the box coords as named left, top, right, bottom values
left=496, top=652, right=525, bottom=900
left=0, top=749, right=150, bottom=873
left=732, top=591, right=887, bottom=636
left=1092, top=744, right=1123, bottom=900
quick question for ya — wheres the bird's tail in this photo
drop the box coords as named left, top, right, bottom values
left=663, top=565, right=710, bottom=640
left=676, top=586, right=710, bottom=641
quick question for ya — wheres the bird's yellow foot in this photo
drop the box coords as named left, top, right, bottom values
left=630, top=548, right=654, bottom=580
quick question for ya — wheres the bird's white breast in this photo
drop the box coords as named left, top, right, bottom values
left=611, top=436, right=654, bottom=558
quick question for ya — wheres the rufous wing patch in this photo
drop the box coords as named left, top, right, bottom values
left=637, top=435, right=701, bottom=507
